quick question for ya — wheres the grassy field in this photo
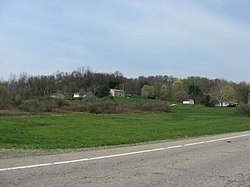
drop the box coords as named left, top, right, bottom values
left=0, top=104, right=249, bottom=149
left=112, top=96, right=166, bottom=104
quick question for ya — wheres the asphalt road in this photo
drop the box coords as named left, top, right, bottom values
left=1, top=131, right=250, bottom=187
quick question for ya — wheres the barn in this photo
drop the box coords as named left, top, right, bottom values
left=110, top=89, right=125, bottom=97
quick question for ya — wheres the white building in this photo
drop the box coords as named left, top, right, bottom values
left=110, top=89, right=125, bottom=97
left=219, top=102, right=239, bottom=107
left=183, top=99, right=195, bottom=105
left=50, top=93, right=65, bottom=99
left=219, top=102, right=229, bottom=107
left=73, top=92, right=86, bottom=99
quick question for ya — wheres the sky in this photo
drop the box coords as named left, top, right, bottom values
left=0, top=0, right=250, bottom=82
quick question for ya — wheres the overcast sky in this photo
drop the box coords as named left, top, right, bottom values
left=0, top=0, right=249, bottom=82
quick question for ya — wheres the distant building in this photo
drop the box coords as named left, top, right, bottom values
left=219, top=102, right=229, bottom=107
left=219, top=102, right=239, bottom=107
left=110, top=89, right=125, bottom=97
left=50, top=93, right=65, bottom=99
left=73, top=92, right=86, bottom=99
left=183, top=99, right=195, bottom=105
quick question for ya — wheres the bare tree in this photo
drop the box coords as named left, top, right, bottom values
left=209, top=79, right=236, bottom=106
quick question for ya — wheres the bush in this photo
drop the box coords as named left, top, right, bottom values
left=19, top=99, right=45, bottom=112
left=87, top=100, right=116, bottom=114
left=61, top=100, right=116, bottom=114
left=43, top=99, right=57, bottom=112
left=19, top=98, right=70, bottom=113
left=129, top=102, right=170, bottom=113
left=142, top=103, right=170, bottom=112
left=54, top=98, right=67, bottom=108
left=0, top=86, right=12, bottom=109
left=236, top=104, right=250, bottom=117
left=12, top=94, right=23, bottom=106
left=61, top=99, right=171, bottom=114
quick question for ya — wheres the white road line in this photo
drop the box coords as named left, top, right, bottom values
left=166, top=145, right=183, bottom=149
left=1, top=133, right=250, bottom=172
left=205, top=139, right=219, bottom=143
left=184, top=141, right=206, bottom=146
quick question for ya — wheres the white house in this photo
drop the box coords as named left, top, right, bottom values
left=50, top=93, right=65, bottom=99
left=219, top=102, right=229, bottom=107
left=183, top=99, right=195, bottom=105
left=219, top=102, right=239, bottom=107
left=110, top=89, right=125, bottom=97
left=73, top=92, right=86, bottom=99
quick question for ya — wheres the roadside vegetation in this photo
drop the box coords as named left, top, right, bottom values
left=236, top=104, right=250, bottom=117
left=0, top=96, right=169, bottom=115
left=0, top=104, right=249, bottom=149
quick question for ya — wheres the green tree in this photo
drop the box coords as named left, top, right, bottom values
left=172, top=80, right=186, bottom=102
left=96, top=85, right=110, bottom=98
left=160, top=84, right=168, bottom=101
left=222, top=85, right=236, bottom=101
left=248, top=93, right=250, bottom=105
left=209, top=83, right=236, bottom=106
left=202, top=95, right=214, bottom=107
left=188, top=84, right=202, bottom=103
left=141, top=85, right=156, bottom=99
left=172, top=80, right=184, bottom=91
left=235, top=82, right=250, bottom=104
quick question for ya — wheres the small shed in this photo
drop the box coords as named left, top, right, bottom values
left=183, top=99, right=195, bottom=105
left=110, top=89, right=125, bottom=97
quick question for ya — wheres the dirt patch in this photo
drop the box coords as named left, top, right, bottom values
left=0, top=109, right=69, bottom=117
left=0, top=149, right=79, bottom=159
left=0, top=110, right=31, bottom=116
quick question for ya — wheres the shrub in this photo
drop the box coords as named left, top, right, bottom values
left=143, top=103, right=170, bottom=112
left=43, top=99, right=57, bottom=112
left=61, top=99, right=170, bottom=114
left=60, top=100, right=116, bottom=114
left=88, top=104, right=102, bottom=114
left=12, top=94, right=23, bottom=106
left=89, top=100, right=116, bottom=114
left=236, top=104, right=250, bottom=117
left=0, top=86, right=12, bottom=109
left=131, top=102, right=170, bottom=113
left=19, top=99, right=45, bottom=112
left=54, top=98, right=67, bottom=107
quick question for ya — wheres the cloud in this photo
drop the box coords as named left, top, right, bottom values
left=0, top=0, right=249, bottom=81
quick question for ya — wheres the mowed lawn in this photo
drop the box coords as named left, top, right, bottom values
left=0, top=105, right=250, bottom=149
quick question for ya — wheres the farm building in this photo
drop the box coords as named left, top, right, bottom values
left=110, top=89, right=125, bottom=97
left=183, top=99, right=195, bottom=105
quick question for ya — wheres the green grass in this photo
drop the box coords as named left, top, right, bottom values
left=113, top=96, right=163, bottom=104
left=0, top=104, right=249, bottom=149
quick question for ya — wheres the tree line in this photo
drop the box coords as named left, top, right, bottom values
left=0, top=67, right=250, bottom=109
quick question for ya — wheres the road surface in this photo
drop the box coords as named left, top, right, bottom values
left=1, top=131, right=250, bottom=187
